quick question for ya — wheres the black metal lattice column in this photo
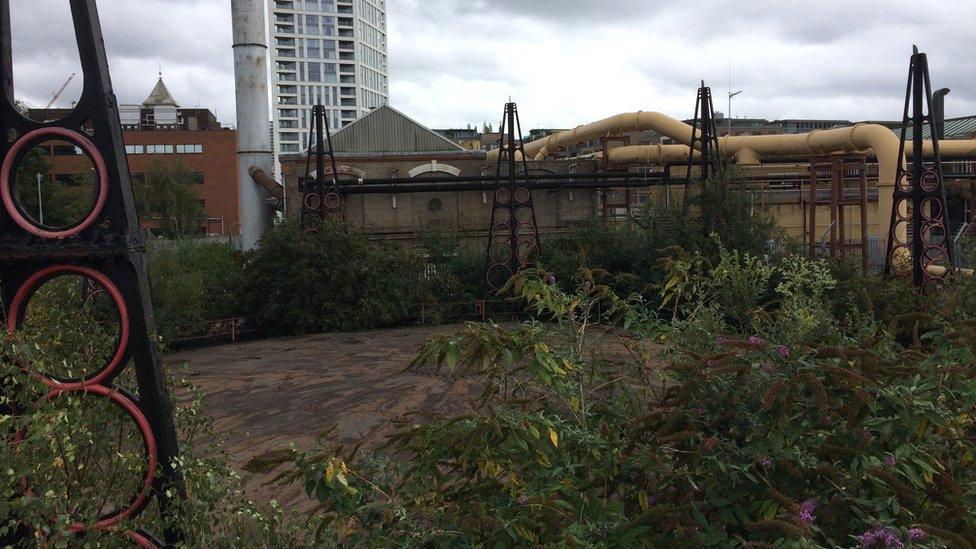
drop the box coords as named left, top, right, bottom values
left=883, top=46, right=953, bottom=291
left=300, top=104, right=342, bottom=231
left=684, top=80, right=723, bottom=190
left=1, top=1, right=180, bottom=545
left=484, top=102, right=541, bottom=291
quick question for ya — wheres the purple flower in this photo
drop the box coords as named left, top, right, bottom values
left=884, top=455, right=897, bottom=467
left=798, top=508, right=815, bottom=523
left=758, top=456, right=772, bottom=470
left=516, top=494, right=529, bottom=506
left=706, top=359, right=717, bottom=367
left=776, top=345, right=790, bottom=358
left=717, top=336, right=729, bottom=345
left=797, top=499, right=817, bottom=524
left=860, top=430, right=875, bottom=442
left=748, top=336, right=766, bottom=347
left=647, top=494, right=659, bottom=507
left=908, top=528, right=926, bottom=541
left=857, top=527, right=904, bottom=549
left=761, top=363, right=775, bottom=374
left=544, top=273, right=556, bottom=285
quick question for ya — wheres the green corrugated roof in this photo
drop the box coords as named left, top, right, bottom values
left=903, top=115, right=976, bottom=140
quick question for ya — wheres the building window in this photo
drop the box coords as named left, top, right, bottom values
left=174, top=144, right=202, bottom=154
left=125, top=145, right=144, bottom=154
left=53, top=145, right=82, bottom=155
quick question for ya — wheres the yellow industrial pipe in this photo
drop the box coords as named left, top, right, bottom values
left=486, top=111, right=700, bottom=162
left=906, top=139, right=976, bottom=158
left=606, top=143, right=697, bottom=165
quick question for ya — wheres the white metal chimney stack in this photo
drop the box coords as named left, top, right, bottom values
left=232, top=0, right=273, bottom=250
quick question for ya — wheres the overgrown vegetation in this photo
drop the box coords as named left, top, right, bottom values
left=6, top=175, right=976, bottom=546
left=543, top=181, right=782, bottom=300
left=135, top=160, right=207, bottom=239
left=147, top=239, right=246, bottom=345
left=249, top=253, right=976, bottom=547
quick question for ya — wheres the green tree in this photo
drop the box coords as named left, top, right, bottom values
left=136, top=160, right=205, bottom=239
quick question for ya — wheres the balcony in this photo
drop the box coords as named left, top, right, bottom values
left=338, top=40, right=354, bottom=50
left=339, top=75, right=356, bottom=84
left=274, top=0, right=294, bottom=8
left=339, top=51, right=355, bottom=60
left=338, top=63, right=355, bottom=74
left=277, top=73, right=297, bottom=82
left=341, top=98, right=356, bottom=107
left=274, top=13, right=294, bottom=22
left=338, top=17, right=353, bottom=27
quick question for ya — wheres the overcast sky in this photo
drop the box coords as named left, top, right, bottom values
left=8, top=0, right=976, bottom=130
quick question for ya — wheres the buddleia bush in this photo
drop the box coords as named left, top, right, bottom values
left=253, top=251, right=975, bottom=547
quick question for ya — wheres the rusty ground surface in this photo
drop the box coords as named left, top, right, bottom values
left=164, top=323, right=484, bottom=508
left=163, top=322, right=665, bottom=509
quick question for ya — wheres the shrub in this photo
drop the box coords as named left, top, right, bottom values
left=541, top=177, right=782, bottom=304
left=147, top=239, right=245, bottom=345
left=1, top=299, right=313, bottom=547
left=251, top=258, right=976, bottom=547
left=239, top=219, right=419, bottom=336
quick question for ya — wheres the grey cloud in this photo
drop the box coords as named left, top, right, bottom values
left=6, top=0, right=974, bottom=131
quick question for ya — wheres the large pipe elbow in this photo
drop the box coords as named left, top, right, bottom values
left=248, top=166, right=285, bottom=200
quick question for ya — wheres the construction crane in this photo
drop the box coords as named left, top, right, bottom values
left=44, top=72, right=76, bottom=109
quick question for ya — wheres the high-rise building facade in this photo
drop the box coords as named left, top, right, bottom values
left=268, top=0, right=388, bottom=156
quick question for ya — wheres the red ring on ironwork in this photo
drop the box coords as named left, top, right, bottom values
left=493, top=207, right=512, bottom=224
left=896, top=173, right=913, bottom=193
left=514, top=187, right=531, bottom=204
left=891, top=220, right=911, bottom=245
left=516, top=222, right=538, bottom=242
left=16, top=385, right=157, bottom=533
left=515, top=207, right=534, bottom=224
left=491, top=222, right=512, bottom=241
left=919, top=198, right=943, bottom=222
left=486, top=263, right=514, bottom=290
left=7, top=265, right=129, bottom=389
left=0, top=127, right=109, bottom=239
left=919, top=169, right=941, bottom=193
left=304, top=193, right=322, bottom=210
left=324, top=192, right=341, bottom=210
left=125, top=530, right=161, bottom=548
left=517, top=241, right=539, bottom=264
left=494, top=188, right=511, bottom=205
left=488, top=243, right=513, bottom=263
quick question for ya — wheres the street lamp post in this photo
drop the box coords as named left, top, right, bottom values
left=35, top=172, right=44, bottom=225
left=728, top=90, right=742, bottom=137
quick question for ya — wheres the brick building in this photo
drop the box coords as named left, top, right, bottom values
left=281, top=106, right=605, bottom=244
left=28, top=77, right=240, bottom=237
